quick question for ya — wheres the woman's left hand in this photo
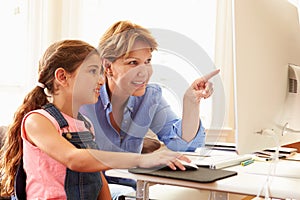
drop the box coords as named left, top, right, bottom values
left=185, top=69, right=220, bottom=104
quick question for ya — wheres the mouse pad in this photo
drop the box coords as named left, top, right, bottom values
left=128, top=166, right=237, bottom=183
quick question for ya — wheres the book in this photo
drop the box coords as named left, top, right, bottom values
left=204, top=142, right=236, bottom=151
left=263, top=147, right=297, bottom=155
left=254, top=147, right=298, bottom=160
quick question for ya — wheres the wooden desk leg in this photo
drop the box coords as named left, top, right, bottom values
left=136, top=180, right=150, bottom=200
left=209, top=191, right=229, bottom=200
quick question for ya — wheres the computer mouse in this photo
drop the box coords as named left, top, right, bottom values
left=180, top=160, right=199, bottom=171
left=160, top=160, right=199, bottom=171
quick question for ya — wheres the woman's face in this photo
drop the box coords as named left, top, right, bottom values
left=106, top=40, right=153, bottom=97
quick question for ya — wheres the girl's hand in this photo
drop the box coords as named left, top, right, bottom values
left=138, top=149, right=191, bottom=171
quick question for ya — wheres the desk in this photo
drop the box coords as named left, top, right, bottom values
left=106, top=155, right=300, bottom=199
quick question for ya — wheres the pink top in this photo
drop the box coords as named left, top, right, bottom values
left=21, top=109, right=93, bottom=199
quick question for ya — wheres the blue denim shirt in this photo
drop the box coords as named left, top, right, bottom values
left=80, top=83, right=206, bottom=153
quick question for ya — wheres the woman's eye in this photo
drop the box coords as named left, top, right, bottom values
left=128, top=60, right=138, bottom=65
left=145, top=58, right=151, bottom=64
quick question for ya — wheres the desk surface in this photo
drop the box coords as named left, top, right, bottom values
left=106, top=154, right=300, bottom=199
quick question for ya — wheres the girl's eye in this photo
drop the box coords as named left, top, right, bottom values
left=90, top=69, right=98, bottom=74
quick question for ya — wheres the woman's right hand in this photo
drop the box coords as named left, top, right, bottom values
left=138, top=149, right=191, bottom=170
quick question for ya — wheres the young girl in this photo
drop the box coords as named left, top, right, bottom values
left=0, top=39, right=189, bottom=199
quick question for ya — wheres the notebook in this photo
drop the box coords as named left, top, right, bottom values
left=128, top=166, right=237, bottom=183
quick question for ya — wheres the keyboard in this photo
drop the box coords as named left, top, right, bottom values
left=192, top=154, right=253, bottom=169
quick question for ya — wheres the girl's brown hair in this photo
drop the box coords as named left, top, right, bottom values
left=0, top=39, right=99, bottom=196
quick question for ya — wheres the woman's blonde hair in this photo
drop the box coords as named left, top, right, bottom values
left=0, top=40, right=99, bottom=197
left=98, top=20, right=158, bottom=62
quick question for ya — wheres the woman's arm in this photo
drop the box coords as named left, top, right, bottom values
left=24, top=113, right=189, bottom=172
left=150, top=86, right=204, bottom=151
left=181, top=92, right=201, bottom=142
left=181, top=69, right=220, bottom=141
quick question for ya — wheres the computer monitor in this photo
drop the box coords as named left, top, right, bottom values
left=233, top=0, right=300, bottom=155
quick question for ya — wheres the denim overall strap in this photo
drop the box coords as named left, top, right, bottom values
left=42, top=103, right=69, bottom=129
left=43, top=103, right=102, bottom=200
left=77, top=112, right=92, bottom=132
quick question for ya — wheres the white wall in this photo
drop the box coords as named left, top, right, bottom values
left=0, top=0, right=219, bottom=129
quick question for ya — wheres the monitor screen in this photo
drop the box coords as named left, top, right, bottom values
left=233, top=0, right=300, bottom=155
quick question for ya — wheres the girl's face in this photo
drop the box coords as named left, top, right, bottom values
left=72, top=54, right=104, bottom=106
left=106, top=40, right=153, bottom=97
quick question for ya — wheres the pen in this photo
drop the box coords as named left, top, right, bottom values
left=241, top=159, right=254, bottom=166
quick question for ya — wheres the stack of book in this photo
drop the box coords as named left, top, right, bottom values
left=255, top=147, right=297, bottom=161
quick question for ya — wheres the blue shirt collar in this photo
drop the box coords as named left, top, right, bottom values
left=99, top=83, right=110, bottom=110
left=100, top=83, right=135, bottom=112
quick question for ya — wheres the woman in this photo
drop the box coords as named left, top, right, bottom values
left=0, top=39, right=189, bottom=200
left=80, top=20, right=219, bottom=199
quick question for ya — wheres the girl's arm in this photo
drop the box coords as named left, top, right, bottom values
left=25, top=113, right=189, bottom=172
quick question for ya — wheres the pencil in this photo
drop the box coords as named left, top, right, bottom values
left=241, top=159, right=254, bottom=166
